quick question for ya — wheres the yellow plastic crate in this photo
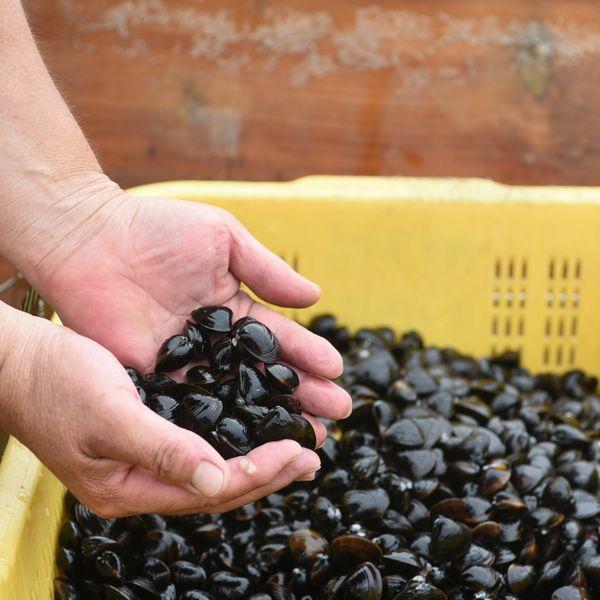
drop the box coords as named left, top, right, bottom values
left=2, top=175, right=600, bottom=598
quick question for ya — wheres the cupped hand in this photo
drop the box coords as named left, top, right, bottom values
left=34, top=186, right=350, bottom=423
left=2, top=311, right=322, bottom=517
left=22, top=178, right=351, bottom=514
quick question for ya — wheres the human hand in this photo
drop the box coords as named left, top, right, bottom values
left=0, top=306, right=322, bottom=517
left=29, top=177, right=351, bottom=425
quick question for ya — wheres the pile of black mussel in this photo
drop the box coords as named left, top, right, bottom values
left=129, top=305, right=316, bottom=456
left=55, top=314, right=600, bottom=599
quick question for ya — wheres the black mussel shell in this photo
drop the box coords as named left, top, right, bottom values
left=174, top=382, right=209, bottom=401
left=233, top=404, right=269, bottom=428
left=143, top=557, right=171, bottom=590
left=430, top=516, right=472, bottom=561
left=342, top=488, right=390, bottom=520
left=191, top=306, right=233, bottom=333
left=384, top=418, right=426, bottom=448
left=95, top=550, right=124, bottom=582
left=103, top=584, right=137, bottom=600
left=461, top=565, right=500, bottom=590
left=216, top=417, right=253, bottom=456
left=236, top=360, right=270, bottom=404
left=128, top=578, right=161, bottom=600
left=336, top=562, right=382, bottom=599
left=507, top=564, right=537, bottom=595
left=185, top=366, right=217, bottom=389
left=125, top=366, right=143, bottom=386
left=146, top=393, right=179, bottom=423
left=181, top=393, right=223, bottom=435
left=54, top=578, right=78, bottom=600
left=209, top=571, right=251, bottom=599
left=308, top=314, right=337, bottom=338
left=59, top=520, right=81, bottom=549
left=57, top=548, right=77, bottom=576
left=265, top=363, right=300, bottom=393
left=155, top=335, right=194, bottom=372
left=231, top=318, right=280, bottom=364
left=288, top=529, right=330, bottom=566
left=311, top=496, right=342, bottom=531
left=142, top=373, right=178, bottom=395
left=170, top=561, right=207, bottom=589
left=184, top=320, right=209, bottom=357
left=209, top=336, right=236, bottom=374
left=268, top=394, right=302, bottom=415
left=331, top=535, right=382, bottom=567
left=382, top=550, right=423, bottom=577
left=179, top=593, right=212, bottom=600
left=255, top=406, right=295, bottom=444
left=214, top=378, right=236, bottom=404
left=394, top=578, right=447, bottom=600
left=291, top=414, right=317, bottom=449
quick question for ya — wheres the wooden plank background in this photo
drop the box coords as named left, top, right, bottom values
left=3, top=0, right=600, bottom=306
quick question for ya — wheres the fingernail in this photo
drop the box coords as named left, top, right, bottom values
left=298, top=471, right=316, bottom=481
left=192, top=461, right=225, bottom=497
left=343, top=402, right=353, bottom=419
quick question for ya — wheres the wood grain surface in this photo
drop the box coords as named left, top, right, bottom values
left=3, top=1, right=600, bottom=304
left=22, top=0, right=600, bottom=188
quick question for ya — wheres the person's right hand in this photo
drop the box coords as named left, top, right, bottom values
left=0, top=306, right=322, bottom=517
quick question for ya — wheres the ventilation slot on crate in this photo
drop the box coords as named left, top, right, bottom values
left=490, top=257, right=527, bottom=359
left=542, top=257, right=581, bottom=370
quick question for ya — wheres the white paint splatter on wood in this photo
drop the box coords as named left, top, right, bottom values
left=65, top=2, right=600, bottom=87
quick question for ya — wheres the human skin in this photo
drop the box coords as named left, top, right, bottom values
left=0, top=1, right=351, bottom=517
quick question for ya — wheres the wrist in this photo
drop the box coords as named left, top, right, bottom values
left=1, top=171, right=128, bottom=292
left=0, top=302, right=45, bottom=435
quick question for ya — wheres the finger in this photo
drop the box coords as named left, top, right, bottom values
left=208, top=449, right=321, bottom=513
left=96, top=397, right=230, bottom=498
left=227, top=218, right=321, bottom=308
left=241, top=300, right=343, bottom=378
left=292, top=367, right=352, bottom=420
left=302, top=412, right=328, bottom=448
left=217, top=440, right=304, bottom=500
left=101, top=440, right=307, bottom=516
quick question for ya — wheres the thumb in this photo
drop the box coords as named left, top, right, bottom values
left=227, top=217, right=321, bottom=308
left=106, top=399, right=230, bottom=498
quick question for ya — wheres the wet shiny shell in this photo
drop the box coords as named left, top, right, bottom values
left=209, top=336, right=235, bottom=374
left=155, top=335, right=195, bottom=372
left=236, top=360, right=270, bottom=404
left=265, top=362, right=300, bottom=393
left=184, top=320, right=209, bottom=357
left=146, top=393, right=180, bottom=423
left=336, top=562, right=382, bottom=600
left=331, top=535, right=382, bottom=567
left=342, top=488, right=390, bottom=520
left=430, top=516, right=472, bottom=561
left=255, top=406, right=295, bottom=445
left=181, top=393, right=223, bottom=435
left=191, top=306, right=233, bottom=333
left=289, top=529, right=330, bottom=566
left=216, top=417, right=252, bottom=456
left=231, top=318, right=280, bottom=364
left=185, top=366, right=217, bottom=389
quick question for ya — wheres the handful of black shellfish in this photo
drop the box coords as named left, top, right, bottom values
left=56, top=314, right=600, bottom=600
left=128, top=306, right=316, bottom=456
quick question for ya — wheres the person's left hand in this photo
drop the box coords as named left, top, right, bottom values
left=32, top=182, right=349, bottom=418
left=26, top=177, right=351, bottom=491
